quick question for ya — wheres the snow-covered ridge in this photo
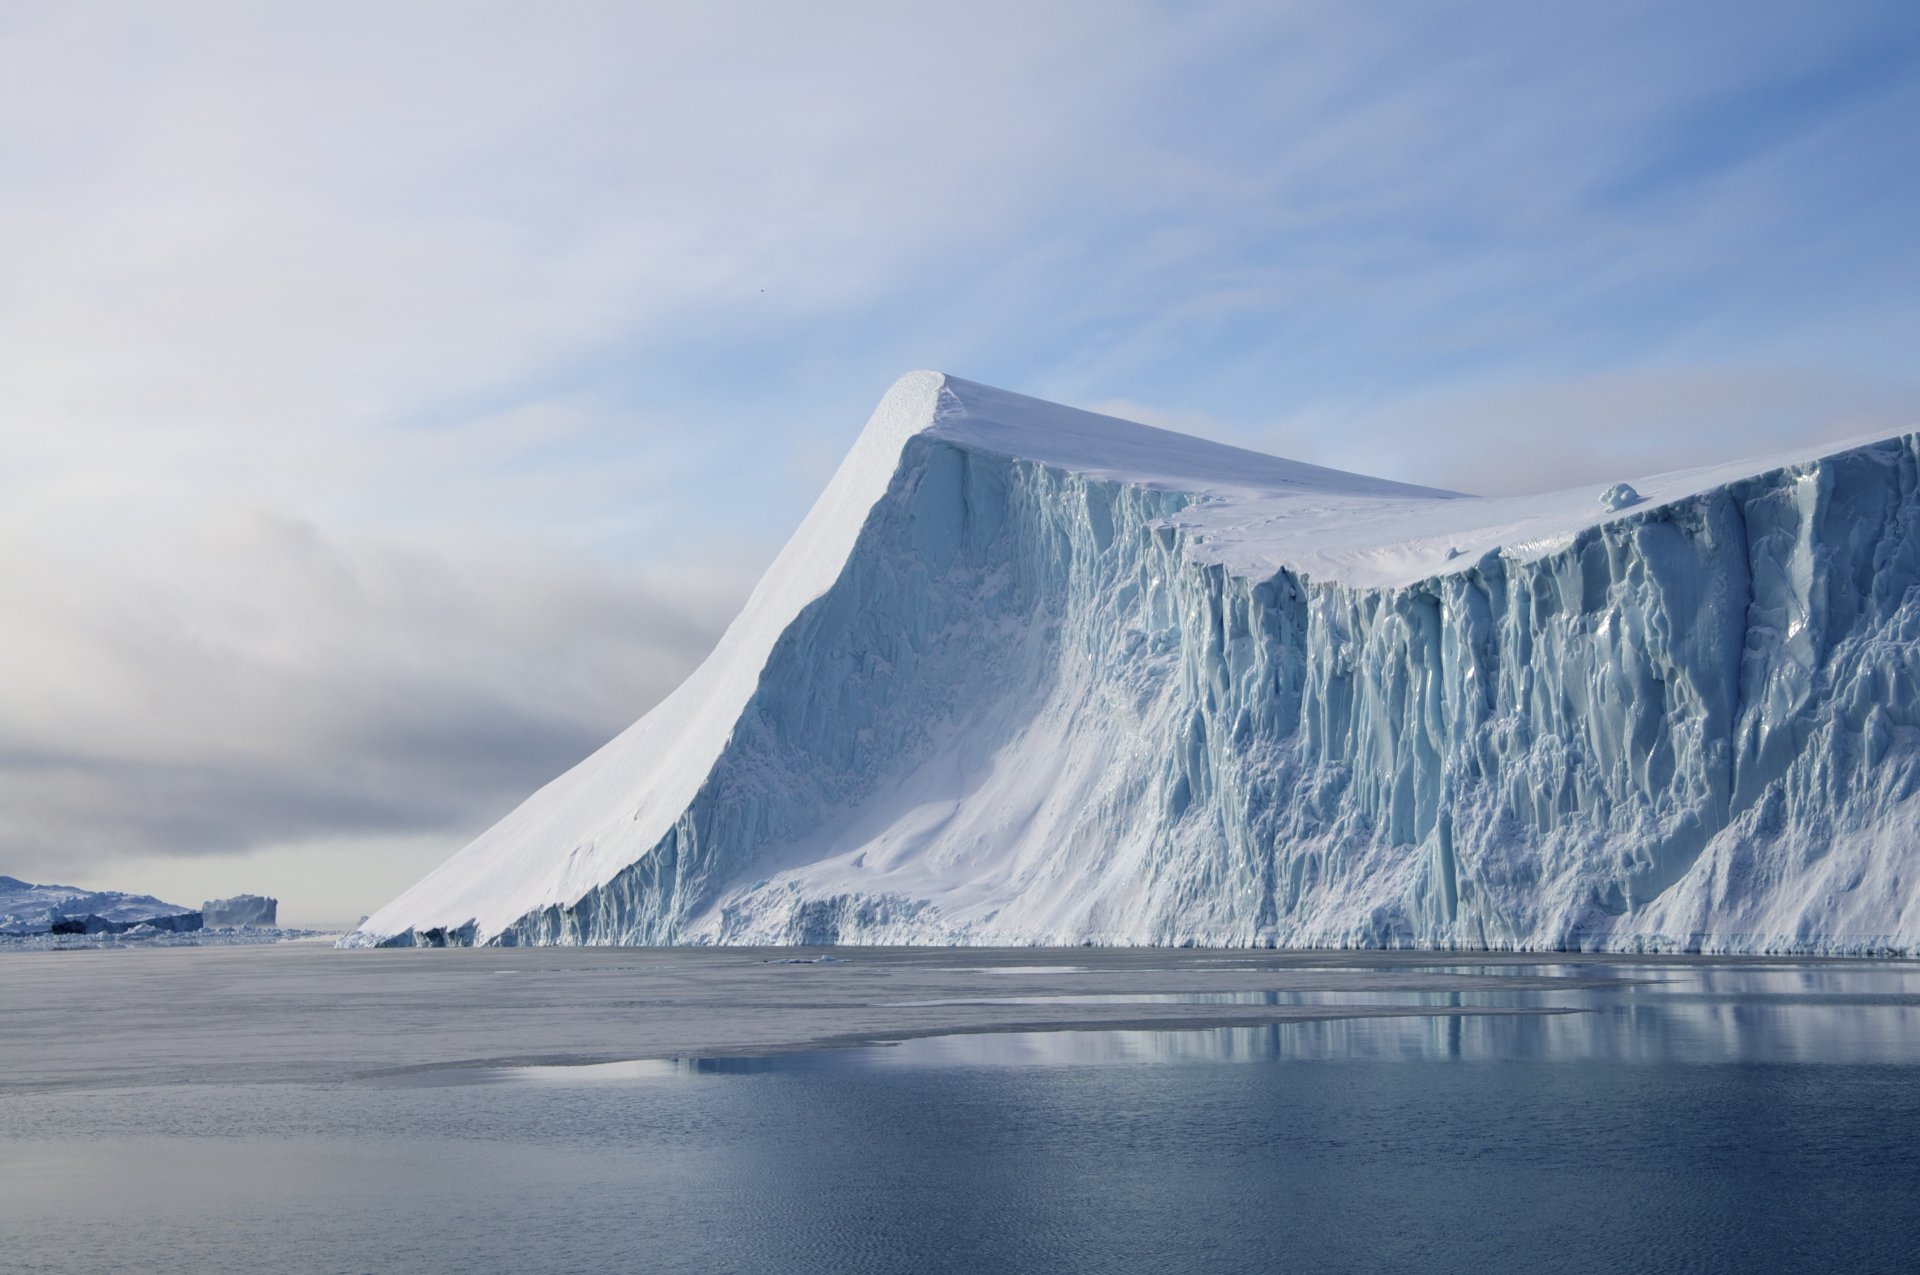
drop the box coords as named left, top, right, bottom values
left=349, top=373, right=1920, bottom=953
left=0, top=874, right=201, bottom=935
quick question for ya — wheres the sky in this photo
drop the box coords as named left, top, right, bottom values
left=4, top=0, right=1919, bottom=924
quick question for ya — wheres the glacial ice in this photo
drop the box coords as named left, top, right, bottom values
left=347, top=373, right=1920, bottom=954
left=0, top=875, right=202, bottom=936
left=203, top=894, right=279, bottom=928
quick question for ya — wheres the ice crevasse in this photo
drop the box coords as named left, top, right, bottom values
left=347, top=372, right=1920, bottom=953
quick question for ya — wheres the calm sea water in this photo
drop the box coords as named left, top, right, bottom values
left=4, top=959, right=1918, bottom=1274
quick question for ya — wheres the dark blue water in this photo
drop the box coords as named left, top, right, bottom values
left=5, top=961, right=1919, bottom=1274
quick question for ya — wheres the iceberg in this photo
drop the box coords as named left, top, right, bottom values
left=347, top=373, right=1920, bottom=954
left=202, top=894, right=279, bottom=928
left=0, top=875, right=202, bottom=936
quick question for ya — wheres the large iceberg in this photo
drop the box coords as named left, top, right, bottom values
left=348, top=373, right=1920, bottom=953
left=0, top=875, right=202, bottom=936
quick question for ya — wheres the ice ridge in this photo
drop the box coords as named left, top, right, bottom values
left=347, top=373, right=1920, bottom=954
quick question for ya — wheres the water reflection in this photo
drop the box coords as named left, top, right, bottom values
left=885, top=989, right=1595, bottom=1007
left=480, top=960, right=1920, bottom=1080
left=936, top=965, right=1092, bottom=975
left=17, top=960, right=1920, bottom=1275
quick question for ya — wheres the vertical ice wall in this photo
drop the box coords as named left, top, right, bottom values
left=433, top=428, right=1920, bottom=953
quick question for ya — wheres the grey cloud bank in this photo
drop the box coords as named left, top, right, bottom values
left=0, top=509, right=746, bottom=918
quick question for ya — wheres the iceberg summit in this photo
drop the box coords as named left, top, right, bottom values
left=348, top=373, right=1920, bottom=953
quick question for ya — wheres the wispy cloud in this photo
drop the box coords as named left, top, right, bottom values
left=1252, top=366, right=1920, bottom=496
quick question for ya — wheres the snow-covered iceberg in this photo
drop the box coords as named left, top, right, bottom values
left=348, top=372, right=1920, bottom=954
left=1, top=875, right=202, bottom=936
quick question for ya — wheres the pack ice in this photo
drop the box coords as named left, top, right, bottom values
left=348, top=373, right=1920, bottom=953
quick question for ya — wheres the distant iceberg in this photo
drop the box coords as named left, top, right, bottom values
left=347, top=373, right=1920, bottom=954
left=0, top=875, right=201, bottom=936
left=203, top=894, right=278, bottom=928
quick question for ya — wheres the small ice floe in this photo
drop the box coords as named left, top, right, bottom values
left=766, top=955, right=847, bottom=965
left=1599, top=482, right=1643, bottom=512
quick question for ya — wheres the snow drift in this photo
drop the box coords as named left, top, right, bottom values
left=347, top=372, right=1920, bottom=953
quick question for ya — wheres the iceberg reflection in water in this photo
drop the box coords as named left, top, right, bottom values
left=484, top=960, right=1920, bottom=1081
left=8, top=955, right=1920, bottom=1275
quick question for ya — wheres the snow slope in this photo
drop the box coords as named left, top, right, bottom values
left=348, top=373, right=1920, bottom=953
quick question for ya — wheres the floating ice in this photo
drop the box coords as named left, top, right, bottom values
left=346, top=374, right=1920, bottom=955
left=203, top=894, right=278, bottom=928
left=0, top=874, right=201, bottom=936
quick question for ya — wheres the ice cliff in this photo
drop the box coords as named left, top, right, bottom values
left=203, top=894, right=278, bottom=928
left=348, top=372, right=1920, bottom=954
